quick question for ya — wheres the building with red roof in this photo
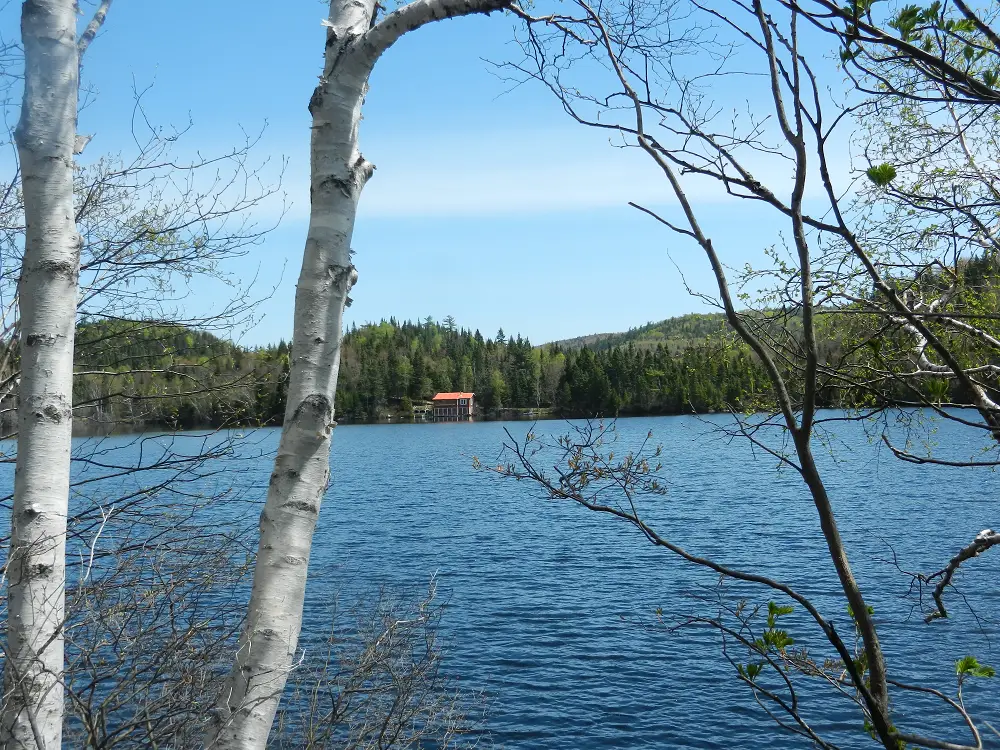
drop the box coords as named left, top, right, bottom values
left=431, top=392, right=474, bottom=422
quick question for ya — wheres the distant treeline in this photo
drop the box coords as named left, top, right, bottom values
left=5, top=304, right=980, bottom=431
left=334, top=317, right=776, bottom=420
left=55, top=316, right=775, bottom=428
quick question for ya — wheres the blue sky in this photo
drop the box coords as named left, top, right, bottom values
left=18, top=0, right=824, bottom=346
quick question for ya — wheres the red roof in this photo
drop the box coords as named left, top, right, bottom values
left=432, top=392, right=474, bottom=401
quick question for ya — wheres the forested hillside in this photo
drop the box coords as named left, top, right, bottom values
left=37, top=301, right=976, bottom=430
left=46, top=315, right=779, bottom=429
left=552, top=312, right=734, bottom=352
left=70, top=320, right=276, bottom=430
left=332, top=317, right=772, bottom=420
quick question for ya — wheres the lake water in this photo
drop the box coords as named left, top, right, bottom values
left=5, top=412, right=1000, bottom=747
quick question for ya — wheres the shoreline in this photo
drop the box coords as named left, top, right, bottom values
left=60, top=408, right=728, bottom=437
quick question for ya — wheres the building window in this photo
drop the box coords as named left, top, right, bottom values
left=459, top=398, right=467, bottom=405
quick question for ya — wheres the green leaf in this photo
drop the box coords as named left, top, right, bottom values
left=957, top=656, right=996, bottom=678
left=956, top=655, right=978, bottom=674
left=763, top=629, right=795, bottom=650
left=840, top=45, right=858, bottom=63
left=767, top=601, right=794, bottom=628
left=866, top=163, right=897, bottom=187
left=890, top=5, right=922, bottom=39
left=847, top=603, right=875, bottom=619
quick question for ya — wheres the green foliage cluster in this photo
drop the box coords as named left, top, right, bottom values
left=737, top=602, right=795, bottom=683
left=887, top=0, right=991, bottom=78
left=865, top=163, right=897, bottom=187
left=956, top=655, right=995, bottom=680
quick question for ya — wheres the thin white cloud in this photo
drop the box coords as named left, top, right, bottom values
left=271, top=126, right=855, bottom=221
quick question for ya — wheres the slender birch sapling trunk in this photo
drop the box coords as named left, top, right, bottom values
left=1, top=1, right=106, bottom=747
left=208, top=0, right=509, bottom=746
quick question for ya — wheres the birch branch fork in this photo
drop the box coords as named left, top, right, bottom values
left=206, top=0, right=510, bottom=746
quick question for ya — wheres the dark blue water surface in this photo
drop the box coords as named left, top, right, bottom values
left=9, top=412, right=1000, bottom=748
left=308, top=414, right=1000, bottom=749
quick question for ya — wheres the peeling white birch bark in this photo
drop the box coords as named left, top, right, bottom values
left=208, top=0, right=509, bottom=746
left=1, top=2, right=82, bottom=748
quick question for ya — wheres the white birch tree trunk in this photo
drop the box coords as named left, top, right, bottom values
left=208, top=0, right=509, bottom=745
left=2, top=2, right=81, bottom=747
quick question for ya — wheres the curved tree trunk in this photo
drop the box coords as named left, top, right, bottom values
left=206, top=46, right=370, bottom=750
left=208, top=0, right=509, bottom=746
left=1, top=2, right=81, bottom=747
